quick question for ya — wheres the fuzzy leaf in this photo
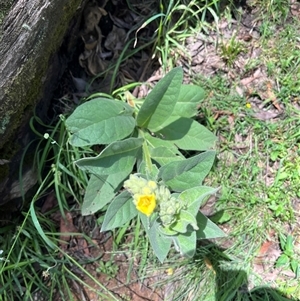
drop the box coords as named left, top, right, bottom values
left=101, top=191, right=137, bottom=231
left=158, top=225, right=177, bottom=236
left=173, top=231, right=196, bottom=258
left=150, top=146, right=182, bottom=166
left=82, top=172, right=129, bottom=215
left=66, top=98, right=135, bottom=146
left=196, top=212, right=226, bottom=239
left=172, top=85, right=206, bottom=118
left=158, top=151, right=216, bottom=191
left=138, top=162, right=160, bottom=180
left=144, top=132, right=183, bottom=156
left=140, top=214, right=172, bottom=263
left=136, top=67, right=183, bottom=131
left=170, top=210, right=198, bottom=233
left=75, top=138, right=143, bottom=175
left=156, top=117, right=217, bottom=151
left=179, top=186, right=219, bottom=215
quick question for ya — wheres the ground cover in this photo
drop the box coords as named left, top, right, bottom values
left=1, top=0, right=300, bottom=300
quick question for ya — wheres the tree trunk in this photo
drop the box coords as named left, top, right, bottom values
left=0, top=0, right=85, bottom=206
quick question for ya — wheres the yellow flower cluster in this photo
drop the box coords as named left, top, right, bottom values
left=124, top=174, right=183, bottom=224
left=124, top=175, right=157, bottom=216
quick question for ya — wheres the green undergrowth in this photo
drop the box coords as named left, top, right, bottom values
left=0, top=1, right=223, bottom=300
left=0, top=114, right=120, bottom=300
left=3, top=0, right=300, bottom=300
left=191, top=9, right=300, bottom=300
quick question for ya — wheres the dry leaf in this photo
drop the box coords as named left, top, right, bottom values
left=256, top=241, right=273, bottom=258
left=59, top=212, right=78, bottom=250
left=41, top=191, right=57, bottom=213
left=240, top=68, right=261, bottom=86
left=252, top=111, right=280, bottom=120
left=204, top=256, right=216, bottom=274
left=235, top=85, right=244, bottom=97
left=105, top=25, right=126, bottom=56
left=266, top=81, right=282, bottom=111
left=77, top=237, right=90, bottom=256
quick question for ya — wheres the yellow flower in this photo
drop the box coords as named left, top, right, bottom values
left=165, top=268, right=174, bottom=276
left=246, top=102, right=251, bottom=109
left=136, top=194, right=156, bottom=216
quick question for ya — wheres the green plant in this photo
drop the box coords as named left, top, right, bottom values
left=219, top=33, right=245, bottom=67
left=138, top=0, right=220, bottom=70
left=96, top=259, right=119, bottom=280
left=65, top=67, right=225, bottom=262
left=0, top=111, right=119, bottom=300
left=266, top=186, right=294, bottom=221
left=276, top=234, right=300, bottom=278
left=0, top=209, right=118, bottom=301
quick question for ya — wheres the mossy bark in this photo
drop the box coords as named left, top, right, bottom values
left=0, top=0, right=84, bottom=148
left=0, top=0, right=85, bottom=205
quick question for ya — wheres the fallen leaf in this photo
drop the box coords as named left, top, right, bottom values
left=240, top=68, right=261, bottom=86
left=204, top=256, right=216, bottom=274
left=252, top=111, right=280, bottom=120
left=104, top=25, right=126, bottom=58
left=77, top=237, right=90, bottom=256
left=235, top=85, right=244, bottom=97
left=59, top=212, right=78, bottom=251
left=266, top=81, right=282, bottom=111
left=256, top=241, right=273, bottom=258
left=41, top=191, right=57, bottom=213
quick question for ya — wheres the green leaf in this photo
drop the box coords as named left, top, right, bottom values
left=75, top=138, right=143, bottom=175
left=158, top=225, right=178, bottom=236
left=290, top=259, right=299, bottom=275
left=275, top=254, right=290, bottom=268
left=101, top=191, right=137, bottom=231
left=150, top=146, right=183, bottom=166
left=296, top=266, right=300, bottom=279
left=82, top=172, right=129, bottom=215
left=140, top=214, right=172, bottom=263
left=279, top=233, right=286, bottom=250
left=136, top=67, right=183, bottom=131
left=144, top=132, right=183, bottom=156
left=156, top=117, right=217, bottom=151
left=179, top=186, right=219, bottom=215
left=173, top=231, right=196, bottom=258
left=196, top=212, right=226, bottom=239
left=30, top=202, right=56, bottom=250
left=285, top=235, right=294, bottom=255
left=66, top=98, right=135, bottom=146
left=172, top=85, right=206, bottom=118
left=158, top=151, right=216, bottom=191
left=210, top=210, right=232, bottom=224
left=170, top=210, right=198, bottom=233
left=138, top=162, right=160, bottom=180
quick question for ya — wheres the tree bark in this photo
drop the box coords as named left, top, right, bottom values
left=0, top=0, right=85, bottom=205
